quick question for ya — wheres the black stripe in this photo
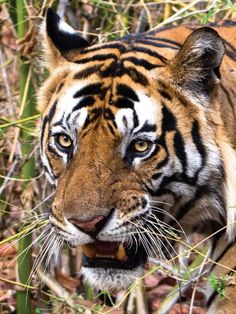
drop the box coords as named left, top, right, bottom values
left=135, top=38, right=179, bottom=50
left=56, top=81, right=64, bottom=94
left=107, top=122, right=116, bottom=137
left=101, top=63, right=148, bottom=85
left=157, top=172, right=182, bottom=191
left=146, top=36, right=182, bottom=48
left=73, top=65, right=101, bottom=80
left=83, top=109, right=101, bottom=130
left=103, top=108, right=115, bottom=120
left=191, top=120, right=206, bottom=162
left=156, top=157, right=169, bottom=169
left=103, top=108, right=117, bottom=129
left=52, top=113, right=65, bottom=127
left=158, top=80, right=189, bottom=107
left=132, top=46, right=167, bottom=63
left=73, top=96, right=95, bottom=111
left=41, top=118, right=48, bottom=148
left=41, top=101, right=57, bottom=148
left=133, top=122, right=156, bottom=134
left=153, top=105, right=176, bottom=167
left=224, top=39, right=236, bottom=53
left=48, top=100, right=57, bottom=121
left=191, top=120, right=206, bottom=178
left=158, top=90, right=172, bottom=101
left=174, top=131, right=187, bottom=172
left=100, top=60, right=124, bottom=78
left=225, top=48, right=236, bottom=61
left=73, top=83, right=103, bottom=98
left=75, top=53, right=117, bottom=64
left=81, top=42, right=126, bottom=54
left=152, top=172, right=162, bottom=180
left=116, top=84, right=139, bottom=102
left=66, top=111, right=81, bottom=126
left=114, top=97, right=134, bottom=109
left=52, top=122, right=67, bottom=130
left=224, top=39, right=236, bottom=61
left=126, top=67, right=148, bottom=86
left=47, top=144, right=61, bottom=158
left=132, top=110, right=139, bottom=130
left=161, top=105, right=176, bottom=133
left=44, top=161, right=56, bottom=181
left=124, top=56, right=159, bottom=70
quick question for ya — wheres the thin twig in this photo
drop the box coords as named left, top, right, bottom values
left=0, top=158, right=19, bottom=196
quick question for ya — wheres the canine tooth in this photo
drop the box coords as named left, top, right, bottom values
left=116, top=244, right=127, bottom=261
left=81, top=244, right=96, bottom=258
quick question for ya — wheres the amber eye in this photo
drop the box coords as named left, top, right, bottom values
left=55, top=134, right=73, bottom=150
left=133, top=140, right=150, bottom=153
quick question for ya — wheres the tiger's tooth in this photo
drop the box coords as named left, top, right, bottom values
left=81, top=244, right=96, bottom=258
left=116, top=244, right=127, bottom=261
left=95, top=254, right=116, bottom=259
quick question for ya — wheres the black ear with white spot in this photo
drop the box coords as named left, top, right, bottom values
left=43, top=8, right=89, bottom=69
left=170, top=27, right=225, bottom=98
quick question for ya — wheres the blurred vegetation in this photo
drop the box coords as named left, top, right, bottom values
left=0, top=0, right=236, bottom=313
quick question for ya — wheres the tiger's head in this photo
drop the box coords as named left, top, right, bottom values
left=38, top=9, right=233, bottom=291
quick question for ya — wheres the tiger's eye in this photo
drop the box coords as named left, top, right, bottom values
left=133, top=140, right=150, bottom=153
left=56, top=134, right=72, bottom=149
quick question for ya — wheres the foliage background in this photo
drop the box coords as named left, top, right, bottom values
left=0, top=0, right=236, bottom=313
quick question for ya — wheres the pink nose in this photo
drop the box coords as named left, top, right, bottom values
left=69, top=215, right=106, bottom=234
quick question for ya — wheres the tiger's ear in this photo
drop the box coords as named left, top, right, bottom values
left=42, top=8, right=89, bottom=69
left=170, top=27, right=225, bottom=99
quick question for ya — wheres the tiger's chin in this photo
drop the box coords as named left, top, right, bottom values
left=81, top=266, right=144, bottom=291
left=80, top=240, right=147, bottom=291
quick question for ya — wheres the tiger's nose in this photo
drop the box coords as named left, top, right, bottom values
left=69, top=215, right=108, bottom=237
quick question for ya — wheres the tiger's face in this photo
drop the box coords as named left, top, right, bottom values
left=39, top=9, right=226, bottom=290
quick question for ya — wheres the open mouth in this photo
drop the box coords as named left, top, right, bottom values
left=81, top=240, right=147, bottom=270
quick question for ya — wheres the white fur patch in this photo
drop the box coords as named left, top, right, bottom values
left=115, top=90, right=159, bottom=162
left=55, top=82, right=88, bottom=125
left=58, top=19, right=76, bottom=34
left=81, top=266, right=144, bottom=291
left=133, top=91, right=158, bottom=131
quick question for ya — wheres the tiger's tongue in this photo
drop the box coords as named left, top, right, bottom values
left=81, top=241, right=127, bottom=261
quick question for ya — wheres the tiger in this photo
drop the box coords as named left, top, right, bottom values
left=38, top=8, right=236, bottom=313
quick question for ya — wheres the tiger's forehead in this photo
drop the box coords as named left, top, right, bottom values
left=48, top=74, right=161, bottom=137
left=42, top=38, right=169, bottom=136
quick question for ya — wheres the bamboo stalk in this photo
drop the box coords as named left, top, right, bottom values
left=16, top=1, right=36, bottom=313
